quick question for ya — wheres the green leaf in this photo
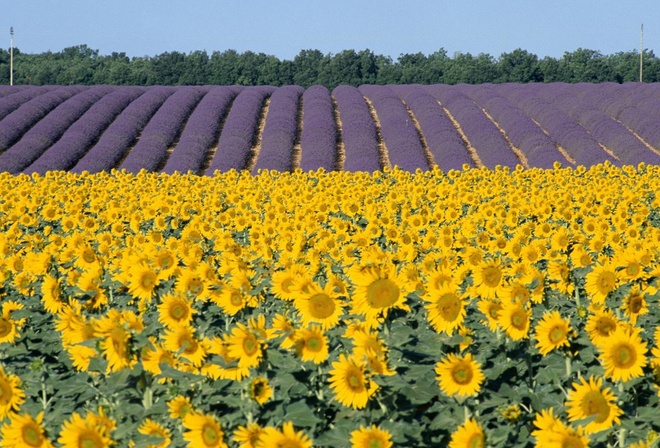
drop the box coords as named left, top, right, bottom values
left=285, top=400, right=321, bottom=427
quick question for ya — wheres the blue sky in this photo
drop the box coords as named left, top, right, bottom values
left=4, top=1, right=658, bottom=60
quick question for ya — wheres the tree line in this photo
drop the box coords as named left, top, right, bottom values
left=1, top=45, right=658, bottom=88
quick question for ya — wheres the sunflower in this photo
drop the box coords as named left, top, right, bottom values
left=584, top=263, right=619, bottom=305
left=435, top=353, right=485, bottom=398
left=0, top=301, right=25, bottom=344
left=233, top=422, right=266, bottom=448
left=350, top=329, right=387, bottom=360
left=477, top=298, right=503, bottom=332
left=498, top=300, right=531, bottom=341
left=162, top=325, right=207, bottom=367
left=157, top=293, right=195, bottom=329
left=127, top=263, right=159, bottom=302
left=175, top=268, right=209, bottom=301
left=0, top=365, right=26, bottom=419
left=249, top=377, right=273, bottom=405
left=66, top=344, right=98, bottom=371
left=472, top=258, right=507, bottom=299
left=137, top=418, right=171, bottom=448
left=596, top=326, right=647, bottom=382
left=294, top=284, right=345, bottom=330
left=348, top=263, right=409, bottom=325
left=328, top=354, right=379, bottom=409
left=539, top=424, right=591, bottom=448
left=350, top=424, right=393, bottom=448
left=0, top=411, right=53, bottom=448
left=211, top=285, right=249, bottom=316
left=293, top=326, right=329, bottom=364
left=620, top=286, right=648, bottom=325
left=226, top=322, right=265, bottom=369
left=586, top=309, right=621, bottom=346
left=167, top=395, right=195, bottom=420
left=41, top=274, right=65, bottom=314
left=565, top=375, right=622, bottom=434
left=531, top=407, right=564, bottom=441
left=270, top=267, right=305, bottom=301
left=202, top=338, right=251, bottom=381
left=93, top=316, right=135, bottom=373
left=448, top=417, right=485, bottom=448
left=57, top=409, right=115, bottom=448
left=256, top=422, right=312, bottom=448
left=422, top=283, right=467, bottom=335
left=182, top=412, right=228, bottom=448
left=534, top=310, right=573, bottom=356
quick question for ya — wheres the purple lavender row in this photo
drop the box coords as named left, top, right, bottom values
left=426, top=85, right=520, bottom=169
left=500, top=84, right=617, bottom=167
left=24, top=87, right=146, bottom=175
left=540, top=84, right=660, bottom=165
left=582, top=83, right=660, bottom=156
left=207, top=86, right=276, bottom=173
left=299, top=85, right=338, bottom=172
left=0, top=86, right=114, bottom=174
left=0, top=86, right=85, bottom=154
left=251, top=86, right=304, bottom=174
left=0, top=86, right=30, bottom=97
left=0, top=86, right=59, bottom=121
left=358, top=85, right=429, bottom=172
left=162, top=86, right=243, bottom=175
left=331, top=85, right=381, bottom=172
left=72, top=87, right=175, bottom=174
left=120, top=86, right=211, bottom=173
left=464, top=85, right=567, bottom=169
left=390, top=84, right=473, bottom=171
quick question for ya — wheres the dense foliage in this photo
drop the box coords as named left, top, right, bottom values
left=0, top=165, right=660, bottom=447
left=1, top=46, right=660, bottom=88
left=3, top=83, right=660, bottom=175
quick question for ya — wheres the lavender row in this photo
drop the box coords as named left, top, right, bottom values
left=0, top=86, right=85, bottom=153
left=0, top=86, right=58, bottom=121
left=207, top=86, right=275, bottom=173
left=426, top=85, right=521, bottom=169
left=390, top=85, right=473, bottom=171
left=24, top=87, right=146, bottom=174
left=331, top=85, right=381, bottom=172
left=500, top=84, right=617, bottom=166
left=162, top=86, right=243, bottom=175
left=120, top=86, right=211, bottom=173
left=464, top=85, right=567, bottom=169
left=299, top=85, right=338, bottom=172
left=72, top=87, right=175, bottom=174
left=539, top=84, right=660, bottom=165
left=359, top=85, right=429, bottom=172
left=252, top=86, right=304, bottom=174
left=0, top=86, right=114, bottom=174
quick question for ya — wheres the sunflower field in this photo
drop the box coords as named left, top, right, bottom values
left=1, top=162, right=660, bottom=447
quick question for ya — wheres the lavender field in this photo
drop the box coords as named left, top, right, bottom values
left=1, top=82, right=660, bottom=174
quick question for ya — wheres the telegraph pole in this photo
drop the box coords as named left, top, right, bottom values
left=640, top=24, right=643, bottom=83
left=10, top=27, right=14, bottom=86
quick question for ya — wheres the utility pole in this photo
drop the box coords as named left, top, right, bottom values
left=10, top=27, right=14, bottom=86
left=640, top=24, right=643, bottom=83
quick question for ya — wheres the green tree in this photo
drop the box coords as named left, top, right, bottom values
left=497, top=49, right=542, bottom=82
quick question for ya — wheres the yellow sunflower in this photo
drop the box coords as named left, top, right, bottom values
left=137, top=418, right=171, bottom=448
left=586, top=309, right=621, bottom=347
left=350, top=424, right=393, bottom=448
left=435, top=353, right=485, bottom=398
left=0, top=411, right=53, bottom=448
left=127, top=263, right=159, bottom=302
left=328, top=354, right=379, bottom=409
left=620, top=285, right=648, bottom=325
left=534, top=310, right=573, bottom=356
left=584, top=262, right=619, bottom=305
left=93, top=316, right=136, bottom=373
left=539, top=424, right=590, bottom=448
left=141, top=340, right=177, bottom=377
left=226, top=322, right=265, bottom=369
left=233, top=422, right=265, bottom=448
left=499, top=300, right=531, bottom=341
left=565, top=375, right=622, bottom=434
left=477, top=298, right=503, bottom=332
left=211, top=285, right=249, bottom=316
left=0, top=301, right=25, bottom=344
left=249, top=377, right=273, bottom=405
left=448, top=417, right=485, bottom=448
left=596, top=326, right=647, bottom=382
left=348, top=263, right=409, bottom=325
left=41, top=274, right=65, bottom=314
left=167, top=395, right=195, bottom=420
left=294, top=284, right=345, bottom=330
left=256, top=422, right=312, bottom=448
left=293, top=326, right=329, bottom=364
left=0, top=365, right=26, bottom=419
left=57, top=409, right=115, bottom=448
left=182, top=412, right=228, bottom=448
left=162, top=325, right=207, bottom=367
left=422, top=283, right=467, bottom=335
left=472, top=258, right=507, bottom=299
left=157, top=293, right=195, bottom=329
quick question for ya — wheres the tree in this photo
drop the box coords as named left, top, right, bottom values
left=497, top=49, right=542, bottom=83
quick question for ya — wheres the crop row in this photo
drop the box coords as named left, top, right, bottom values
left=1, top=83, right=660, bottom=174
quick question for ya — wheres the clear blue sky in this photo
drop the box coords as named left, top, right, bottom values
left=4, top=1, right=658, bottom=60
